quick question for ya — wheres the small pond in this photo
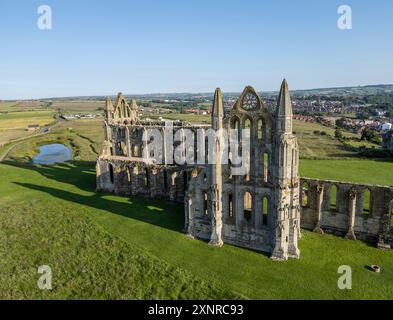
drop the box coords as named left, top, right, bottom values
left=33, top=144, right=72, bottom=165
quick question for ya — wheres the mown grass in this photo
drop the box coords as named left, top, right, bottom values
left=300, top=159, right=393, bottom=186
left=0, top=161, right=392, bottom=299
left=0, top=197, right=236, bottom=299
left=1, top=117, right=393, bottom=299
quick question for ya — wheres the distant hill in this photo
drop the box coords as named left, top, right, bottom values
left=285, top=84, right=393, bottom=98
left=5, top=84, right=393, bottom=102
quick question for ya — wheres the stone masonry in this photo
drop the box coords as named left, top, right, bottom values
left=96, top=80, right=392, bottom=261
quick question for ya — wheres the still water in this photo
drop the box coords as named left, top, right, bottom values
left=33, top=144, right=72, bottom=165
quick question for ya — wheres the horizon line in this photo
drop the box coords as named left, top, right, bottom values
left=2, top=83, right=392, bottom=101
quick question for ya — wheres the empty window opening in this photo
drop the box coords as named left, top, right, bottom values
left=244, top=192, right=252, bottom=221
left=163, top=170, right=168, bottom=190
left=204, top=193, right=208, bottom=216
left=264, top=152, right=269, bottom=183
left=127, top=167, right=132, bottom=183
left=144, top=169, right=149, bottom=188
left=109, top=164, right=114, bottom=184
left=330, top=185, right=337, bottom=211
left=262, top=197, right=269, bottom=225
left=258, top=119, right=263, bottom=141
left=301, top=182, right=310, bottom=207
left=363, top=188, right=371, bottom=214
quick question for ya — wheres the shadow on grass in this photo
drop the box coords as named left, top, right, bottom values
left=4, top=160, right=185, bottom=233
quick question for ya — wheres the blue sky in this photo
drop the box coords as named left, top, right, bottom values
left=0, top=0, right=392, bottom=99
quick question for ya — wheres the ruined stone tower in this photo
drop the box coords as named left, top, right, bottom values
left=185, top=80, right=301, bottom=260
left=271, top=80, right=301, bottom=260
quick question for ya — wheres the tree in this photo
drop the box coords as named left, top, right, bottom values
left=361, top=128, right=382, bottom=144
left=335, top=128, right=343, bottom=140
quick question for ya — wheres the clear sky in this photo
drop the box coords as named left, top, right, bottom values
left=0, top=0, right=392, bottom=99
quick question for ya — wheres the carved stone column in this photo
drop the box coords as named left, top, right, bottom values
left=345, top=188, right=357, bottom=240
left=209, top=184, right=224, bottom=247
left=313, top=184, right=324, bottom=234
left=125, top=127, right=132, bottom=157
left=377, top=200, right=392, bottom=249
left=150, top=168, right=158, bottom=198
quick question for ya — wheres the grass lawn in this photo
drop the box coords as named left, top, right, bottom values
left=1, top=117, right=393, bottom=299
left=300, top=159, right=393, bottom=186
left=0, top=161, right=392, bottom=299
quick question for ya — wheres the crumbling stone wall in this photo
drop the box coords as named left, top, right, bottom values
left=300, top=178, right=393, bottom=248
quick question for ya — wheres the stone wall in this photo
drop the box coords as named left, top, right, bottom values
left=96, top=156, right=195, bottom=203
left=300, top=178, right=393, bottom=248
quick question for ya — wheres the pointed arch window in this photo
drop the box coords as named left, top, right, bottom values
left=109, top=164, right=114, bottom=184
left=301, top=182, right=310, bottom=207
left=244, top=118, right=252, bottom=140
left=127, top=166, right=132, bottom=183
left=203, top=192, right=208, bottom=216
left=264, top=152, right=269, bottom=183
left=262, top=196, right=269, bottom=225
left=163, top=170, right=168, bottom=190
left=183, top=171, right=189, bottom=192
left=363, top=188, right=371, bottom=214
left=330, top=185, right=338, bottom=211
left=243, top=192, right=252, bottom=221
left=258, top=119, right=263, bottom=141
left=144, top=169, right=150, bottom=188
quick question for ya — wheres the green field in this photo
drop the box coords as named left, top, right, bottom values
left=1, top=159, right=393, bottom=299
left=51, top=101, right=105, bottom=114
left=1, top=116, right=393, bottom=299
left=300, top=159, right=393, bottom=186
left=0, top=110, right=56, bottom=145
left=0, top=101, right=18, bottom=112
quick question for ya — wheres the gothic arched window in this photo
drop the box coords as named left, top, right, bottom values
left=330, top=185, right=338, bottom=211
left=363, top=188, right=371, bottom=214
left=262, top=196, right=269, bottom=225
left=243, top=191, right=252, bottom=221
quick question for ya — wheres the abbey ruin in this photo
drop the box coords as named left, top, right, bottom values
left=96, top=80, right=393, bottom=261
